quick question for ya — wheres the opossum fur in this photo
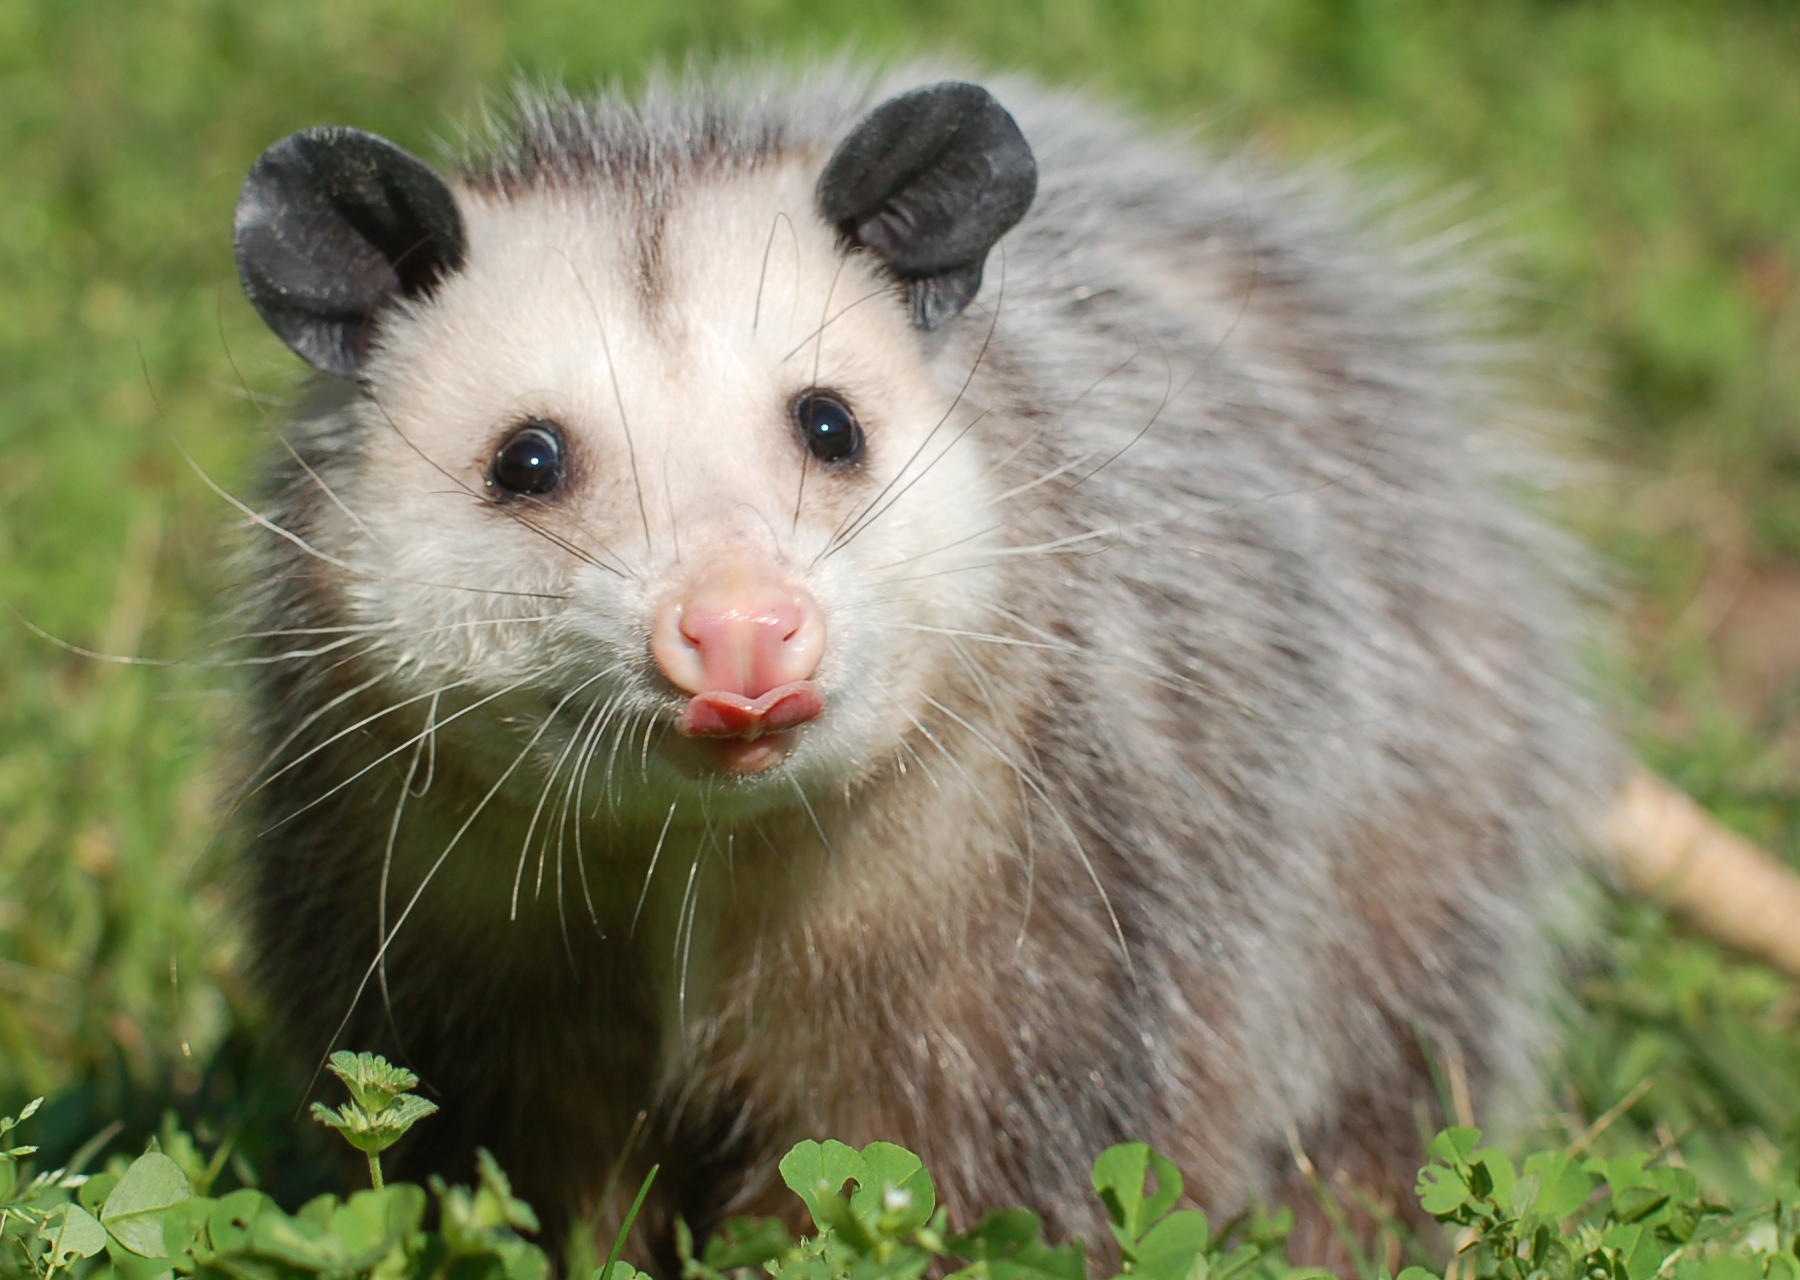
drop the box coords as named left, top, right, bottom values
left=231, top=63, right=1618, bottom=1268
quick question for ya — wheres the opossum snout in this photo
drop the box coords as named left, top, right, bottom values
left=651, top=557, right=826, bottom=771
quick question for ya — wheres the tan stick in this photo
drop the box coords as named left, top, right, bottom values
left=1603, top=764, right=1800, bottom=978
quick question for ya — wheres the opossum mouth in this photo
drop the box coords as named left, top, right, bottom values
left=673, top=680, right=823, bottom=775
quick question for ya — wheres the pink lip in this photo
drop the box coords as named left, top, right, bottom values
left=674, top=680, right=824, bottom=741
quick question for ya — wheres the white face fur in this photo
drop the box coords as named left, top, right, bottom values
left=318, top=161, right=1005, bottom=818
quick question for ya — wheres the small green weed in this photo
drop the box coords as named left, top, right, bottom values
left=1404, top=1124, right=1800, bottom=1280
left=1, top=1058, right=541, bottom=1280
left=8, top=1060, right=1800, bottom=1280
left=307, top=1053, right=438, bottom=1191
left=667, top=1133, right=1304, bottom=1280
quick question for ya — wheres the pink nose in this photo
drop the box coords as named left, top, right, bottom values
left=651, top=558, right=826, bottom=700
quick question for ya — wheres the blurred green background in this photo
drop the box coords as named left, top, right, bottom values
left=2, top=0, right=1799, bottom=1214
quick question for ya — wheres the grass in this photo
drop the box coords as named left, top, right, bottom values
left=1, top=0, right=1798, bottom=1233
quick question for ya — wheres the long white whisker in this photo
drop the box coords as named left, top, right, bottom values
left=870, top=675, right=1022, bottom=885
left=257, top=674, right=534, bottom=834
left=598, top=700, right=644, bottom=816
left=377, top=691, right=436, bottom=1047
left=631, top=799, right=680, bottom=938
left=175, top=435, right=359, bottom=573
left=919, top=691, right=1134, bottom=981
left=313, top=670, right=588, bottom=1085
left=215, top=295, right=380, bottom=545
left=569, top=718, right=607, bottom=936
left=250, top=673, right=471, bottom=799
left=555, top=686, right=631, bottom=894
left=513, top=691, right=609, bottom=919
left=987, top=451, right=1101, bottom=506
left=870, top=622, right=1075, bottom=653
left=238, top=658, right=416, bottom=793
left=674, top=842, right=705, bottom=1034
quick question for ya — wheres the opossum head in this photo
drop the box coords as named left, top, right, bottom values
left=234, top=82, right=1037, bottom=815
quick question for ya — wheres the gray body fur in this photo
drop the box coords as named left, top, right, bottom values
left=239, top=65, right=1618, bottom=1267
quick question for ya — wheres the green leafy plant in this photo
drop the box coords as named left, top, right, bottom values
left=14, top=1053, right=1800, bottom=1280
left=0, top=1064, right=548, bottom=1280
left=307, top=1052, right=440, bottom=1191
left=1401, top=1124, right=1800, bottom=1280
left=671, top=1137, right=1310, bottom=1280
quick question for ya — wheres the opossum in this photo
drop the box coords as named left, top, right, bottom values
left=229, top=65, right=1619, bottom=1268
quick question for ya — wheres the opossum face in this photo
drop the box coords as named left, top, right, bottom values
left=345, top=172, right=997, bottom=794
left=233, top=84, right=1038, bottom=816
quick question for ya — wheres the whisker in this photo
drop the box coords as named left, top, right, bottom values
left=870, top=622, right=1079, bottom=653
left=820, top=246, right=1008, bottom=561
left=257, top=674, right=538, bottom=835
left=778, top=277, right=903, bottom=364
left=842, top=201, right=1258, bottom=587
left=631, top=799, right=680, bottom=938
left=234, top=613, right=558, bottom=667
left=919, top=691, right=1133, bottom=981
left=253, top=565, right=572, bottom=601
left=242, top=659, right=407, bottom=796
left=661, top=452, right=683, bottom=566
left=870, top=675, right=1021, bottom=883
left=987, top=450, right=1100, bottom=506
left=412, top=692, right=439, bottom=796
left=364, top=385, right=631, bottom=582
left=785, top=772, right=832, bottom=857
left=556, top=249, right=654, bottom=555
left=985, top=339, right=1145, bottom=481
left=513, top=691, right=609, bottom=920
left=870, top=615, right=1217, bottom=711
left=310, top=666, right=590, bottom=1093
left=829, top=410, right=993, bottom=560
left=674, top=841, right=705, bottom=1033
left=7, top=604, right=181, bottom=668
left=637, top=710, right=658, bottom=782
left=249, top=673, right=471, bottom=800
left=568, top=716, right=607, bottom=937
left=597, top=698, right=643, bottom=817
left=213, top=290, right=382, bottom=545
left=376, top=692, right=436, bottom=1054
left=552, top=788, right=577, bottom=972
left=234, top=622, right=397, bottom=640
left=510, top=487, right=638, bottom=581
left=987, top=173, right=1262, bottom=528
left=751, top=209, right=798, bottom=334
left=861, top=333, right=1148, bottom=582
left=876, top=376, right=1393, bottom=593
left=573, top=689, right=628, bottom=848
left=175, top=435, right=360, bottom=573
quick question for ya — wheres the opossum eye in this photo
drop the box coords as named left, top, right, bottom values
left=793, top=392, right=863, bottom=465
left=489, top=422, right=565, bottom=495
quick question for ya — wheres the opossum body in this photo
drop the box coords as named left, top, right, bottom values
left=233, top=67, right=1616, bottom=1266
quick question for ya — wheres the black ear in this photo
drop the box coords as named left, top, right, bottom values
left=818, top=82, right=1037, bottom=331
left=234, top=127, right=466, bottom=378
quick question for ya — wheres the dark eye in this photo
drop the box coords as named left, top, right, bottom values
left=793, top=391, right=863, bottom=464
left=489, top=421, right=564, bottom=495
